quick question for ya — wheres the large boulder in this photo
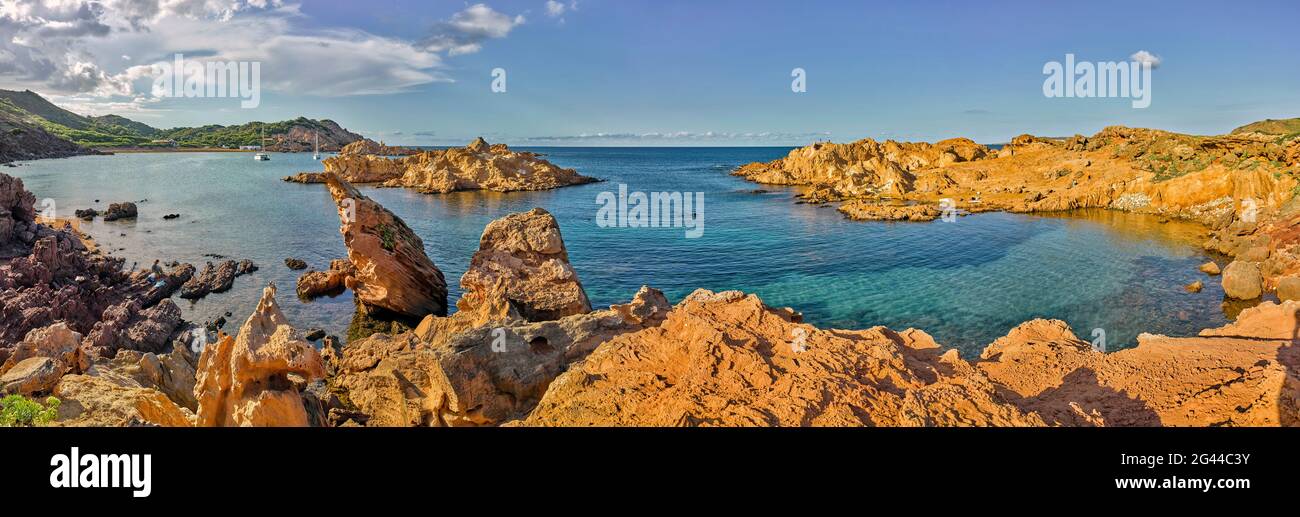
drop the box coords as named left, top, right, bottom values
left=334, top=285, right=671, bottom=427
left=459, top=208, right=591, bottom=320
left=193, top=284, right=326, bottom=426
left=1221, top=260, right=1264, bottom=300
left=324, top=173, right=447, bottom=320
left=0, top=322, right=82, bottom=378
left=0, top=357, right=61, bottom=395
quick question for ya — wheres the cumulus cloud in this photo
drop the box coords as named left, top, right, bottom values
left=0, top=1, right=525, bottom=112
left=1130, top=50, right=1161, bottom=69
left=421, top=3, right=525, bottom=55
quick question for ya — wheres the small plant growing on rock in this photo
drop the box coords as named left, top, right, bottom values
left=376, top=223, right=397, bottom=252
left=0, top=395, right=60, bottom=427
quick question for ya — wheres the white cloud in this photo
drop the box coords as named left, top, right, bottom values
left=0, top=0, right=525, bottom=112
left=1130, top=50, right=1161, bottom=69
left=421, top=3, right=525, bottom=55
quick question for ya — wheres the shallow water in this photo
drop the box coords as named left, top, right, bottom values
left=9, top=148, right=1230, bottom=355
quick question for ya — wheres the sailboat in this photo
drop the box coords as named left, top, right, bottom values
left=312, top=132, right=321, bottom=160
left=254, top=124, right=270, bottom=161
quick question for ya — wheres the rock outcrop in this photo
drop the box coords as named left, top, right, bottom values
left=523, top=289, right=1045, bottom=426
left=521, top=290, right=1300, bottom=427
left=0, top=172, right=38, bottom=257
left=179, top=260, right=257, bottom=300
left=338, top=138, right=418, bottom=156
left=194, top=284, right=326, bottom=426
left=53, top=374, right=193, bottom=427
left=330, top=207, right=664, bottom=426
left=736, top=127, right=1298, bottom=227
left=289, top=138, right=598, bottom=193
left=334, top=285, right=671, bottom=427
left=102, top=202, right=137, bottom=221
left=324, top=173, right=447, bottom=320
left=979, top=304, right=1300, bottom=426
left=296, top=259, right=354, bottom=300
left=460, top=208, right=591, bottom=321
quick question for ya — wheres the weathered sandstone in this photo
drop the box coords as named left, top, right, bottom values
left=290, top=138, right=598, bottom=194
left=324, top=173, right=447, bottom=320
left=460, top=207, right=591, bottom=320
left=194, top=284, right=326, bottom=426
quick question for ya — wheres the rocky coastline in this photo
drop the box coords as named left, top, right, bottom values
left=3, top=119, right=1299, bottom=427
left=283, top=137, right=598, bottom=193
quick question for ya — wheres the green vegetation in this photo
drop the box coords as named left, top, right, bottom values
left=0, top=89, right=352, bottom=149
left=0, top=395, right=61, bottom=427
left=158, top=117, right=342, bottom=149
left=376, top=222, right=397, bottom=251
left=1231, top=117, right=1300, bottom=137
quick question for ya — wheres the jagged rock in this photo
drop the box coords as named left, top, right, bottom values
left=0, top=357, right=60, bottom=395
left=0, top=172, right=36, bottom=254
left=74, top=208, right=98, bottom=220
left=180, top=260, right=255, bottom=300
left=1222, top=260, right=1263, bottom=299
left=85, top=332, right=200, bottom=411
left=978, top=308, right=1300, bottom=426
left=521, top=289, right=1045, bottom=427
left=296, top=259, right=354, bottom=299
left=282, top=172, right=325, bottom=183
left=81, top=299, right=184, bottom=356
left=102, top=202, right=137, bottom=221
left=52, top=374, right=193, bottom=427
left=284, top=257, right=308, bottom=270
left=194, top=284, right=326, bottom=426
left=335, top=285, right=671, bottom=427
left=338, top=138, right=417, bottom=156
left=324, top=173, right=447, bottom=320
left=460, top=208, right=591, bottom=321
left=0, top=322, right=82, bottom=379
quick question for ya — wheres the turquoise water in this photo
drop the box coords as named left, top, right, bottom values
left=9, top=148, right=1229, bottom=356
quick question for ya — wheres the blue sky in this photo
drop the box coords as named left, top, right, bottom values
left=3, top=0, right=1298, bottom=145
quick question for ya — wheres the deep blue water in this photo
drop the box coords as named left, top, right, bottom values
left=8, top=147, right=1229, bottom=356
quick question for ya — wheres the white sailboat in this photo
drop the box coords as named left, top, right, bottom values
left=254, top=124, right=270, bottom=161
left=312, top=132, right=321, bottom=160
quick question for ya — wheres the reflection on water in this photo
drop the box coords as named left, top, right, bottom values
left=8, top=149, right=1235, bottom=355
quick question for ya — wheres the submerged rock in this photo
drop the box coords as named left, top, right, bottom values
left=284, top=257, right=308, bottom=270
left=102, top=202, right=137, bottom=221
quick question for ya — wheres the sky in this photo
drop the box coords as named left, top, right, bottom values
left=1, top=0, right=1297, bottom=145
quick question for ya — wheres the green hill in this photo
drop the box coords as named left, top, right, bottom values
left=1230, top=118, right=1300, bottom=143
left=0, top=89, right=363, bottom=150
